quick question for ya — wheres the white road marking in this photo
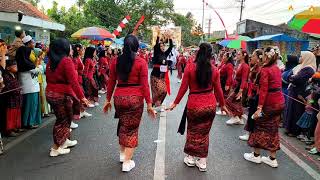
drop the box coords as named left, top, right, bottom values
left=153, top=109, right=167, bottom=180
left=281, top=144, right=320, bottom=180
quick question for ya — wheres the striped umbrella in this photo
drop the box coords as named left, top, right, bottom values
left=288, top=7, right=320, bottom=34
left=71, top=27, right=114, bottom=40
left=218, top=35, right=251, bottom=49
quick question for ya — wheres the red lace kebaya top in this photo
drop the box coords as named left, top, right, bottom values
left=46, top=57, right=85, bottom=100
left=73, top=57, right=84, bottom=84
left=258, top=64, right=284, bottom=107
left=220, top=63, right=234, bottom=87
left=235, top=62, right=249, bottom=90
left=98, top=57, right=109, bottom=75
left=107, top=57, right=152, bottom=104
left=83, top=58, right=96, bottom=79
left=174, top=62, right=225, bottom=107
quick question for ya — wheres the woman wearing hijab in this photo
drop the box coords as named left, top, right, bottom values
left=104, top=35, right=155, bottom=172
left=244, top=47, right=285, bottom=168
left=167, top=43, right=229, bottom=172
left=16, top=35, right=42, bottom=129
left=282, top=55, right=299, bottom=104
left=46, top=38, right=90, bottom=157
left=150, top=32, right=173, bottom=112
left=284, top=51, right=317, bottom=137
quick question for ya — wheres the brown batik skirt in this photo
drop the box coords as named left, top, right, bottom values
left=84, top=77, right=99, bottom=102
left=225, top=93, right=244, bottom=117
left=46, top=91, right=80, bottom=146
left=248, top=103, right=285, bottom=151
left=114, top=95, right=144, bottom=148
left=151, top=76, right=167, bottom=107
left=185, top=104, right=216, bottom=158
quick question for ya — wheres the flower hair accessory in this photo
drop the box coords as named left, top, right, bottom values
left=274, top=46, right=280, bottom=54
left=266, top=49, right=275, bottom=58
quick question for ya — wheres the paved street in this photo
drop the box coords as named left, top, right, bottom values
left=0, top=71, right=319, bottom=180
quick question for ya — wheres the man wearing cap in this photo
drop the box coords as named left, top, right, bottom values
left=16, top=35, right=42, bottom=129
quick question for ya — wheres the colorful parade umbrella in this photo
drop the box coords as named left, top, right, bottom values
left=71, top=27, right=114, bottom=40
left=288, top=7, right=320, bottom=34
left=218, top=35, right=251, bottom=49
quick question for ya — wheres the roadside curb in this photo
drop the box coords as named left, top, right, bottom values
left=3, top=116, right=55, bottom=152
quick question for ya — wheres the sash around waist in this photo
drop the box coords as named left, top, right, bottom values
left=268, top=88, right=281, bottom=93
left=189, top=89, right=213, bottom=95
left=117, top=83, right=141, bottom=87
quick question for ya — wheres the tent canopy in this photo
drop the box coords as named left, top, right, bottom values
left=248, top=34, right=299, bottom=42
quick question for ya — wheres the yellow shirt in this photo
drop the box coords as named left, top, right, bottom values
left=30, top=50, right=43, bottom=83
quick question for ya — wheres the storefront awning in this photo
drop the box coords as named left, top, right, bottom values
left=248, top=34, right=299, bottom=42
left=0, top=11, right=65, bottom=31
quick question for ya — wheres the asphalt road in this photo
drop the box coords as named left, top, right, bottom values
left=0, top=71, right=318, bottom=180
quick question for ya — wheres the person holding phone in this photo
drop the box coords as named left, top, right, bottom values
left=244, top=47, right=285, bottom=168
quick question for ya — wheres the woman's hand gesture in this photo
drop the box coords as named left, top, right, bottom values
left=147, top=103, right=156, bottom=119
left=81, top=98, right=91, bottom=107
left=220, top=106, right=231, bottom=116
left=166, top=103, right=177, bottom=111
left=103, top=101, right=112, bottom=113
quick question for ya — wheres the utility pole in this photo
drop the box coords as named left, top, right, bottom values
left=239, top=0, right=245, bottom=22
left=202, top=0, right=205, bottom=42
left=206, top=18, right=212, bottom=39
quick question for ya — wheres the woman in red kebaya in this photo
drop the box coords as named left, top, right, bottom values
left=216, top=52, right=234, bottom=116
left=98, top=50, right=109, bottom=94
left=239, top=49, right=263, bottom=141
left=83, top=47, right=99, bottom=106
left=244, top=47, right=285, bottom=168
left=225, top=50, right=249, bottom=125
left=177, top=53, right=187, bottom=83
left=219, top=52, right=234, bottom=95
left=72, top=44, right=92, bottom=120
left=168, top=43, right=229, bottom=172
left=46, top=38, right=90, bottom=157
left=104, top=35, right=155, bottom=172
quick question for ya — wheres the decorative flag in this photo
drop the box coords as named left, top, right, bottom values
left=113, top=15, right=131, bottom=37
left=132, top=15, right=145, bottom=35
left=205, top=2, right=229, bottom=39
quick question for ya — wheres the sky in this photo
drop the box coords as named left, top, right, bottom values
left=38, top=0, right=320, bottom=33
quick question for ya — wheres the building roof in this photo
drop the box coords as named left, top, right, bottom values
left=0, top=0, right=50, bottom=21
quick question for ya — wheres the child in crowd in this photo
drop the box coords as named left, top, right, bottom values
left=2, top=60, right=23, bottom=137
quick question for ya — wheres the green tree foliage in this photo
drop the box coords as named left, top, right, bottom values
left=47, top=1, right=101, bottom=42
left=171, top=12, right=201, bottom=47
left=84, top=0, right=174, bottom=41
left=46, top=0, right=200, bottom=46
